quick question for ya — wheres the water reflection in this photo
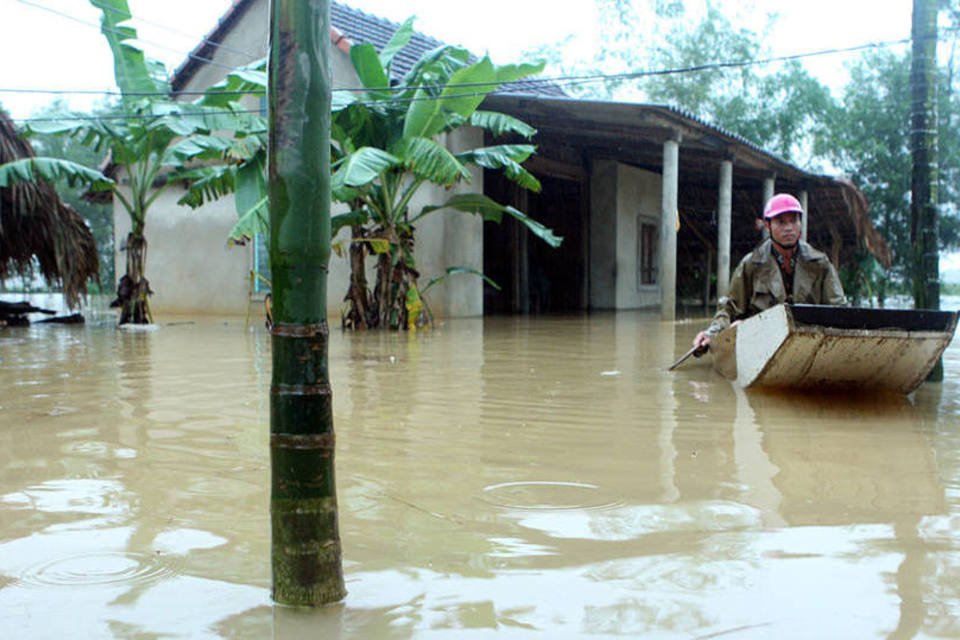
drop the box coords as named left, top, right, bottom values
left=0, top=314, right=957, bottom=638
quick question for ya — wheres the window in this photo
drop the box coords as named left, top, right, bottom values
left=638, top=221, right=658, bottom=286
left=251, top=95, right=270, bottom=296
left=252, top=233, right=271, bottom=295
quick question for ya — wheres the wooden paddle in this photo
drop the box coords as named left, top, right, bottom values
left=668, top=344, right=708, bottom=371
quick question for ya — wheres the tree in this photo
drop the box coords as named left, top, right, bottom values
left=229, top=19, right=562, bottom=330
left=329, top=23, right=561, bottom=330
left=267, top=0, right=345, bottom=605
left=638, top=6, right=837, bottom=165
left=27, top=99, right=119, bottom=288
left=822, top=47, right=960, bottom=302
left=14, top=0, right=266, bottom=324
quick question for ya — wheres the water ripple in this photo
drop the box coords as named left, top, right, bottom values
left=481, top=481, right=624, bottom=511
left=16, top=551, right=175, bottom=588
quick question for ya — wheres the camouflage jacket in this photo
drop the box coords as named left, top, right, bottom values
left=705, top=238, right=847, bottom=336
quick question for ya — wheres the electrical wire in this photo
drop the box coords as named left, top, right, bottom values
left=2, top=32, right=921, bottom=109
left=14, top=0, right=251, bottom=75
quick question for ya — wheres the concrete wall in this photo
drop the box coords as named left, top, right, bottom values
left=113, top=186, right=251, bottom=316
left=589, top=161, right=662, bottom=310
left=116, top=1, right=483, bottom=319
left=616, top=164, right=662, bottom=309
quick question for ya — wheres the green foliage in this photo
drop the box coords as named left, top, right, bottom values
left=305, top=19, right=557, bottom=329
left=839, top=250, right=886, bottom=307
left=25, top=99, right=120, bottom=286
left=0, top=157, right=113, bottom=191
left=821, top=48, right=960, bottom=286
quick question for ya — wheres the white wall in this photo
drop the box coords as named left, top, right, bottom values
left=589, top=161, right=663, bottom=310
left=113, top=186, right=251, bottom=316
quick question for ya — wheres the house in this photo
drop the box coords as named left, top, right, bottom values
left=123, top=0, right=889, bottom=320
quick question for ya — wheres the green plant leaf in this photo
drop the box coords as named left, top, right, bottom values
left=403, top=57, right=499, bottom=139
left=331, top=146, right=400, bottom=195
left=421, top=266, right=501, bottom=294
left=391, top=137, right=470, bottom=186
left=469, top=111, right=537, bottom=138
left=228, top=194, right=269, bottom=244
left=350, top=43, right=391, bottom=99
left=331, top=209, right=370, bottom=236
left=495, top=61, right=546, bottom=84
left=0, top=157, right=114, bottom=192
left=199, top=59, right=267, bottom=108
left=176, top=165, right=237, bottom=208
left=89, top=0, right=167, bottom=100
left=418, top=193, right=562, bottom=247
left=379, top=17, right=415, bottom=71
left=236, top=153, right=267, bottom=219
left=456, top=144, right=541, bottom=192
left=167, top=134, right=233, bottom=162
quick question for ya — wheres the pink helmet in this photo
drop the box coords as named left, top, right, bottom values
left=763, top=193, right=803, bottom=219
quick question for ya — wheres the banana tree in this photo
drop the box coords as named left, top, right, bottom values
left=330, top=22, right=561, bottom=329
left=18, top=0, right=266, bottom=324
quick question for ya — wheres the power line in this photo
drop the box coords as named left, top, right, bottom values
left=14, top=0, right=249, bottom=77
left=13, top=107, right=267, bottom=124
left=0, top=31, right=923, bottom=111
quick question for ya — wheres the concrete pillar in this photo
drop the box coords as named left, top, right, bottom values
left=761, top=176, right=775, bottom=239
left=717, top=160, right=733, bottom=299
left=659, top=137, right=679, bottom=321
left=762, top=176, right=775, bottom=206
left=799, top=189, right=809, bottom=242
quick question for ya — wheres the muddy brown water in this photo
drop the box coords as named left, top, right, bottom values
left=1, top=311, right=958, bottom=638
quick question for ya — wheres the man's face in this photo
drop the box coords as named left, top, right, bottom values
left=766, top=211, right=801, bottom=247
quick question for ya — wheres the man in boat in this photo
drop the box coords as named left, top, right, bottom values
left=692, top=193, right=847, bottom=350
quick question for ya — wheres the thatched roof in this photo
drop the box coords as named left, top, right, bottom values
left=0, top=111, right=99, bottom=308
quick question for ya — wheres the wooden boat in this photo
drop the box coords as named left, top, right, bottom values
left=710, top=304, right=959, bottom=393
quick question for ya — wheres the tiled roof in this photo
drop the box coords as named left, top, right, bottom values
left=330, top=3, right=444, bottom=79
left=172, top=1, right=564, bottom=97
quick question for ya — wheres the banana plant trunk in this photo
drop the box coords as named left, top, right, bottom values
left=117, top=231, right=152, bottom=324
left=268, top=0, right=345, bottom=605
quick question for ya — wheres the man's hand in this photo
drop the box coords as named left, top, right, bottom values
left=692, top=331, right=711, bottom=351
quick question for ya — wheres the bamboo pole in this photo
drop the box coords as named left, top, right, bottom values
left=268, top=0, right=345, bottom=605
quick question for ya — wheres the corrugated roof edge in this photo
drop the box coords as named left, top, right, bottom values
left=493, top=93, right=842, bottom=182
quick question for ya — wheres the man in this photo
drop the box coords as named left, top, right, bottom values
left=692, top=193, right=847, bottom=350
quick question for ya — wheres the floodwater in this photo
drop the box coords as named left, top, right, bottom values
left=1, top=309, right=959, bottom=639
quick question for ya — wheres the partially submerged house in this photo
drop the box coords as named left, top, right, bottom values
left=129, top=0, right=889, bottom=320
left=0, top=110, right=99, bottom=311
